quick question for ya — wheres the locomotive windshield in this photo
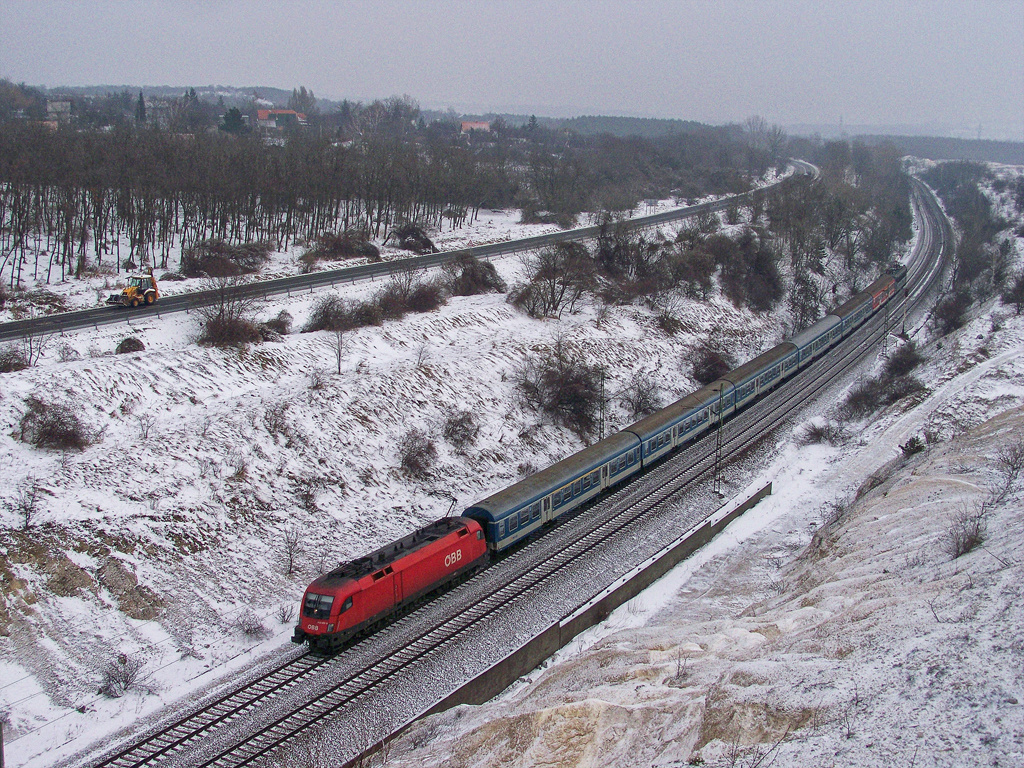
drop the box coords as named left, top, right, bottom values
left=303, top=592, right=334, bottom=619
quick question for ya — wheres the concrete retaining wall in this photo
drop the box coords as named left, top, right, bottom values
left=428, top=482, right=772, bottom=713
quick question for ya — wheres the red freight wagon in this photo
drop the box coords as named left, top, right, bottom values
left=293, top=517, right=488, bottom=653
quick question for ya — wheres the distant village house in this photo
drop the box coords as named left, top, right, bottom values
left=460, top=121, right=490, bottom=134
left=45, top=99, right=72, bottom=126
left=257, top=109, right=308, bottom=132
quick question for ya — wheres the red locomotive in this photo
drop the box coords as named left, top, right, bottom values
left=293, top=517, right=488, bottom=653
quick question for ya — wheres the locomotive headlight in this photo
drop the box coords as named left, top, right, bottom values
left=327, top=624, right=335, bottom=632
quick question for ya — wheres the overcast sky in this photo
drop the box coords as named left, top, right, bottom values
left=2, top=0, right=1022, bottom=139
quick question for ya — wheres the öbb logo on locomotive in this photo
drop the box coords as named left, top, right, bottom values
left=445, top=549, right=463, bottom=568
left=293, top=265, right=909, bottom=654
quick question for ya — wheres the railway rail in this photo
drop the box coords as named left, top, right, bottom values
left=76, top=172, right=947, bottom=768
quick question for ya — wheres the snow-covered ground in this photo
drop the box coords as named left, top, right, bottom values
left=373, top=166, right=1024, bottom=768
left=382, top=305, right=1024, bottom=768
left=0, top=191, right=785, bottom=768
left=0, top=181, right=752, bottom=323
left=0, top=162, right=1019, bottom=768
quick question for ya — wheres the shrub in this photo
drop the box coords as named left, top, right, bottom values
left=842, top=374, right=925, bottom=419
left=932, top=289, right=973, bottom=335
left=116, top=337, right=145, bottom=354
left=180, top=239, right=270, bottom=277
left=99, top=654, right=148, bottom=698
left=882, top=374, right=926, bottom=403
left=56, top=343, right=81, bottom=362
left=19, top=396, right=97, bottom=450
left=407, top=280, right=447, bottom=313
left=388, top=223, right=437, bottom=254
left=656, top=310, right=683, bottom=335
left=516, top=341, right=604, bottom=439
left=943, top=504, right=987, bottom=559
left=264, top=310, right=293, bottom=335
left=374, top=282, right=410, bottom=320
left=446, top=254, right=506, bottom=296
left=26, top=289, right=69, bottom=314
left=884, top=341, right=925, bottom=378
left=1002, top=271, right=1024, bottom=315
left=198, top=316, right=262, bottom=347
left=349, top=300, right=384, bottom=328
left=0, top=344, right=29, bottom=373
left=236, top=609, right=268, bottom=637
left=799, top=420, right=847, bottom=446
left=299, top=231, right=380, bottom=270
left=398, top=428, right=437, bottom=478
left=303, top=295, right=351, bottom=332
left=692, top=346, right=733, bottom=386
left=842, top=378, right=885, bottom=419
left=621, top=375, right=662, bottom=418
left=442, top=410, right=479, bottom=450
left=196, top=276, right=263, bottom=347
left=900, top=435, right=925, bottom=457
left=507, top=282, right=546, bottom=318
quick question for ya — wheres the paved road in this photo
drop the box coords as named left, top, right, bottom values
left=0, top=162, right=816, bottom=343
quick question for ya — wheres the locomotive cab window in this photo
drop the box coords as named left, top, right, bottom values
left=303, top=593, right=335, bottom=619
left=339, top=596, right=353, bottom=613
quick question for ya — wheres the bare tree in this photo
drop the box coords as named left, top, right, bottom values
left=11, top=478, right=43, bottom=529
left=993, top=439, right=1024, bottom=504
left=332, top=328, right=347, bottom=374
left=196, top=275, right=262, bottom=347
left=510, top=243, right=595, bottom=318
left=282, top=525, right=302, bottom=576
left=22, top=333, right=53, bottom=367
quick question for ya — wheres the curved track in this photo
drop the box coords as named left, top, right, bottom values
left=76, top=171, right=946, bottom=768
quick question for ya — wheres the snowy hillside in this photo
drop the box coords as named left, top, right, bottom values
left=374, top=169, right=1024, bottom=767
left=0, top=198, right=783, bottom=768
left=382, top=304, right=1024, bottom=768
left=1, top=162, right=1021, bottom=768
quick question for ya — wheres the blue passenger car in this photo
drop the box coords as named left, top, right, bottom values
left=714, top=343, right=798, bottom=412
left=463, top=431, right=642, bottom=552
left=790, top=315, right=842, bottom=366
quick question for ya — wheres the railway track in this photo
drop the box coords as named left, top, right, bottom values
left=76, top=173, right=947, bottom=768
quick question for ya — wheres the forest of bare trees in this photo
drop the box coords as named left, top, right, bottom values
left=504, top=141, right=914, bottom=326
left=0, top=84, right=781, bottom=291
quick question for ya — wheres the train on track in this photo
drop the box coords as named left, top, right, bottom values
left=294, top=264, right=908, bottom=653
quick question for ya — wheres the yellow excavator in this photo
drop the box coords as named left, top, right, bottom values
left=106, top=270, right=159, bottom=308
